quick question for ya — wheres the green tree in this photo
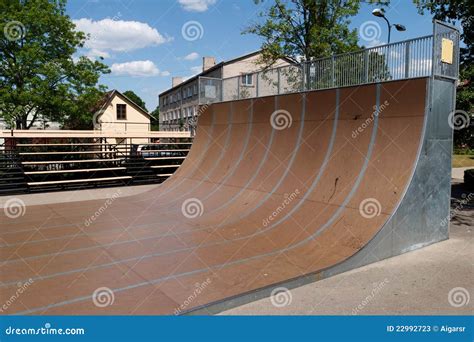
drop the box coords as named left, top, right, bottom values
left=244, top=0, right=382, bottom=64
left=244, top=0, right=389, bottom=93
left=415, top=0, right=473, bottom=148
left=0, top=0, right=109, bottom=129
left=123, top=90, right=148, bottom=112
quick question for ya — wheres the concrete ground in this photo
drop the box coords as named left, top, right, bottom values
left=452, top=167, right=472, bottom=181
left=221, top=181, right=473, bottom=315
left=0, top=184, right=158, bottom=207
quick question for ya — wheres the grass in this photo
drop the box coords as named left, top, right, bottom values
left=453, top=154, right=474, bottom=168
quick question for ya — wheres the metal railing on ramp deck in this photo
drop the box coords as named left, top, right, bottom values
left=199, top=21, right=459, bottom=104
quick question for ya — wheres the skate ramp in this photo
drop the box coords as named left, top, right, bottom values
left=0, top=78, right=429, bottom=315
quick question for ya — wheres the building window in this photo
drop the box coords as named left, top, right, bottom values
left=116, top=104, right=127, bottom=120
left=194, top=84, right=198, bottom=95
left=187, top=87, right=192, bottom=97
left=241, top=74, right=253, bottom=86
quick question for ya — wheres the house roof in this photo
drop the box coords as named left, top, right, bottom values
left=95, top=90, right=155, bottom=120
left=159, top=51, right=294, bottom=97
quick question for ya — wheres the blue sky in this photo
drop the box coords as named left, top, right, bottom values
left=66, top=0, right=441, bottom=111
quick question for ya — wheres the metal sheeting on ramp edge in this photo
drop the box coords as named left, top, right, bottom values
left=0, top=78, right=428, bottom=315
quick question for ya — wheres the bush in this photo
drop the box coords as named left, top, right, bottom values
left=454, top=148, right=474, bottom=155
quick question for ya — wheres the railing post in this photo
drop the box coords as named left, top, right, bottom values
left=220, top=78, right=223, bottom=102
left=277, top=68, right=281, bottom=95
left=364, top=49, right=369, bottom=83
left=301, top=62, right=306, bottom=91
left=198, top=77, right=201, bottom=105
left=331, top=56, right=336, bottom=87
left=237, top=76, right=240, bottom=100
left=405, top=41, right=411, bottom=78
left=256, top=72, right=259, bottom=98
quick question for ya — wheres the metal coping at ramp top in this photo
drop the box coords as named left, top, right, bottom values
left=0, top=21, right=460, bottom=315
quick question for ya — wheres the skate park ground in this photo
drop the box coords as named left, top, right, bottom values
left=1, top=172, right=472, bottom=315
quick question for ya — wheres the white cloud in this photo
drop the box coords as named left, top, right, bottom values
left=161, top=70, right=171, bottom=77
left=184, top=52, right=199, bottom=61
left=111, top=60, right=168, bottom=77
left=73, top=18, right=170, bottom=53
left=190, top=65, right=202, bottom=75
left=178, top=0, right=216, bottom=12
left=87, top=49, right=110, bottom=59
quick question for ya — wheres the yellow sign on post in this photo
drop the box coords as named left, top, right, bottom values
left=441, top=38, right=454, bottom=64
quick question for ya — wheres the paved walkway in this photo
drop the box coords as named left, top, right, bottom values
left=452, top=167, right=472, bottom=180
left=0, top=184, right=158, bottom=207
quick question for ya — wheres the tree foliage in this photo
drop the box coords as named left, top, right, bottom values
left=0, top=0, right=110, bottom=129
left=123, top=90, right=147, bottom=112
left=415, top=0, right=472, bottom=65
left=244, top=0, right=384, bottom=64
left=243, top=0, right=390, bottom=95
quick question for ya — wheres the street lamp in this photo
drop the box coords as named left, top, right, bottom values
left=372, top=8, right=406, bottom=43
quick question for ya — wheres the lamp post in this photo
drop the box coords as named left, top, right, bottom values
left=372, top=8, right=406, bottom=44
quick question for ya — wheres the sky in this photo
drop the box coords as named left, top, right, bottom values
left=65, top=0, right=442, bottom=111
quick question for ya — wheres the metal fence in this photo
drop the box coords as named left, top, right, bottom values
left=199, top=21, right=459, bottom=104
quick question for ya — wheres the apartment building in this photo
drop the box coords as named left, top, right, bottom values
left=159, top=51, right=291, bottom=130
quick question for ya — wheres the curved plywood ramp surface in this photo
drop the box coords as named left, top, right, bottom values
left=0, top=78, right=428, bottom=315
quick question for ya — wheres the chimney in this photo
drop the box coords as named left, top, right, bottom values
left=172, top=77, right=183, bottom=87
left=202, top=57, right=216, bottom=72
